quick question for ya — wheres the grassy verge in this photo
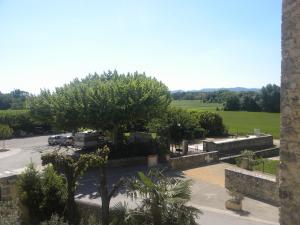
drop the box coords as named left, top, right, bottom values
left=253, top=159, right=279, bottom=175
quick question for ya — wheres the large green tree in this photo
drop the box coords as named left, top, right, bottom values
left=30, top=71, right=171, bottom=143
left=260, top=84, right=280, bottom=113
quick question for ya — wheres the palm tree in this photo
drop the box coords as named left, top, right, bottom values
left=112, top=169, right=201, bottom=225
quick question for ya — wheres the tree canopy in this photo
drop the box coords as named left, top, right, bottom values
left=29, top=71, right=171, bottom=138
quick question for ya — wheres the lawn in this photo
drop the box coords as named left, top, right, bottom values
left=171, top=100, right=280, bottom=138
left=253, top=159, right=279, bottom=175
left=171, top=100, right=222, bottom=111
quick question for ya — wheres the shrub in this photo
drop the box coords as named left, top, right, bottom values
left=17, top=163, right=67, bottom=224
left=191, top=111, right=227, bottom=136
left=17, top=163, right=43, bottom=224
left=236, top=150, right=258, bottom=170
left=41, top=214, right=68, bottom=225
left=40, top=165, right=67, bottom=220
left=0, top=124, right=13, bottom=140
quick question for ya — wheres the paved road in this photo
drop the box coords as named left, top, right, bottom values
left=0, top=135, right=58, bottom=174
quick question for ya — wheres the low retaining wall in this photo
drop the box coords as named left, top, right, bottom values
left=203, top=135, right=274, bottom=156
left=107, top=156, right=147, bottom=168
left=221, top=147, right=279, bottom=163
left=225, top=168, right=279, bottom=205
left=0, top=174, right=19, bottom=201
left=169, top=151, right=219, bottom=170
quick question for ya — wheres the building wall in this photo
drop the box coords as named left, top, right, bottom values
left=280, top=0, right=300, bottom=224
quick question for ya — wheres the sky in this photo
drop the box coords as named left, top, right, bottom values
left=0, top=0, right=281, bottom=94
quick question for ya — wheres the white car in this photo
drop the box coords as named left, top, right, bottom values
left=48, top=135, right=73, bottom=146
left=48, top=135, right=64, bottom=146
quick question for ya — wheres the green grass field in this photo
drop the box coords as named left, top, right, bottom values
left=171, top=100, right=280, bottom=138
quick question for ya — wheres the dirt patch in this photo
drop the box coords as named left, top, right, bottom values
left=183, top=163, right=236, bottom=187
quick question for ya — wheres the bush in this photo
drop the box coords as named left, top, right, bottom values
left=192, top=111, right=227, bottom=136
left=40, top=165, right=67, bottom=220
left=0, top=124, right=13, bottom=140
left=41, top=214, right=68, bottom=225
left=17, top=163, right=43, bottom=224
left=17, top=163, right=67, bottom=224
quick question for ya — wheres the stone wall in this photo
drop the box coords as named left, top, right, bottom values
left=0, top=174, right=19, bottom=201
left=281, top=0, right=300, bottom=224
left=203, top=135, right=273, bottom=156
left=169, top=151, right=219, bottom=170
left=107, top=156, right=148, bottom=168
left=225, top=168, right=279, bottom=206
left=222, top=147, right=279, bottom=164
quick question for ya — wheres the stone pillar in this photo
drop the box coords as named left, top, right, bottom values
left=280, top=0, right=300, bottom=224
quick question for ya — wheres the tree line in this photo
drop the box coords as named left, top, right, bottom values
left=0, top=89, right=29, bottom=110
left=223, top=84, right=280, bottom=112
left=172, top=84, right=280, bottom=113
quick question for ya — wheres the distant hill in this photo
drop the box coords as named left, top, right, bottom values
left=200, top=87, right=260, bottom=92
left=171, top=87, right=260, bottom=93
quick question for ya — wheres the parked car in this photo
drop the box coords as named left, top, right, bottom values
left=48, top=135, right=64, bottom=146
left=48, top=135, right=74, bottom=146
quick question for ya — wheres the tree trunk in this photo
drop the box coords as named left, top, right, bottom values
left=111, top=125, right=118, bottom=145
left=151, top=202, right=162, bottom=225
left=66, top=177, right=78, bottom=225
left=100, top=166, right=110, bottom=225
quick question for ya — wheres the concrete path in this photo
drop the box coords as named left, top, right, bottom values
left=183, top=163, right=279, bottom=224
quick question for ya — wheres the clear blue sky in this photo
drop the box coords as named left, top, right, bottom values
left=0, top=0, right=281, bottom=94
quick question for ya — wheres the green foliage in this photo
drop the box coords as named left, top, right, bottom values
left=40, top=165, right=68, bottom=220
left=223, top=95, right=241, bottom=111
left=253, top=159, right=279, bottom=175
left=30, top=71, right=171, bottom=138
left=171, top=100, right=280, bottom=138
left=236, top=150, right=260, bottom=171
left=0, top=201, right=20, bottom=225
left=240, top=93, right=261, bottom=112
left=191, top=111, right=227, bottom=136
left=17, top=163, right=67, bottom=224
left=171, top=100, right=221, bottom=111
left=0, top=89, right=29, bottom=110
left=41, top=150, right=90, bottom=224
left=148, top=107, right=201, bottom=145
left=0, top=109, right=50, bottom=136
left=261, top=84, right=280, bottom=113
left=0, top=124, right=13, bottom=139
left=41, top=214, right=68, bottom=225
left=121, top=169, right=201, bottom=225
left=17, top=163, right=43, bottom=224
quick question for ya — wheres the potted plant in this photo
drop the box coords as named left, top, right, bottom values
left=225, top=188, right=244, bottom=211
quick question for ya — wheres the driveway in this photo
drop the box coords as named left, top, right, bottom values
left=0, top=134, right=66, bottom=174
